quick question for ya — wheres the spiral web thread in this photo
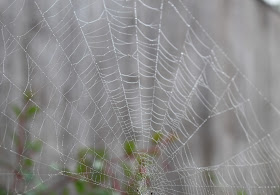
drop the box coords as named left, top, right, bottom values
left=0, top=0, right=280, bottom=194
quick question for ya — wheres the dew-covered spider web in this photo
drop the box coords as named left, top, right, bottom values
left=0, top=0, right=280, bottom=194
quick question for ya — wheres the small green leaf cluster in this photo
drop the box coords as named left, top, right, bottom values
left=152, top=132, right=163, bottom=145
left=74, top=148, right=110, bottom=194
left=8, top=92, right=43, bottom=193
left=124, top=140, right=136, bottom=156
left=2, top=98, right=181, bottom=195
left=12, top=91, right=39, bottom=120
left=236, top=190, right=247, bottom=195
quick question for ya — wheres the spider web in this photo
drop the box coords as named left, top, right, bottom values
left=0, top=0, right=280, bottom=194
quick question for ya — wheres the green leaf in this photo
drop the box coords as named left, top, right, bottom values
left=0, top=187, right=8, bottom=195
left=122, top=163, right=132, bottom=177
left=12, top=105, right=22, bottom=117
left=76, top=163, right=87, bottom=174
left=26, top=105, right=39, bottom=119
left=237, top=190, right=247, bottom=195
left=24, top=91, right=33, bottom=102
left=152, top=132, right=163, bottom=144
left=30, top=140, right=42, bottom=152
left=75, top=180, right=85, bottom=193
left=124, top=141, right=136, bottom=156
left=23, top=158, right=33, bottom=168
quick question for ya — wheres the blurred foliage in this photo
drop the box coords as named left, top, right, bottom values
left=124, top=141, right=136, bottom=156
left=122, top=163, right=133, bottom=178
left=0, top=94, right=179, bottom=194
left=26, top=105, right=40, bottom=119
left=75, top=148, right=109, bottom=194
left=12, top=91, right=39, bottom=120
left=237, top=190, right=247, bottom=195
left=12, top=105, right=22, bottom=117
left=26, top=140, right=43, bottom=152
left=0, top=187, right=9, bottom=195
left=75, top=180, right=86, bottom=194
left=24, top=91, right=33, bottom=102
left=4, top=91, right=43, bottom=194
left=151, top=132, right=163, bottom=145
left=275, top=188, right=280, bottom=195
left=205, top=170, right=217, bottom=185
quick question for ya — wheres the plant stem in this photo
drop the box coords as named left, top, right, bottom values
left=13, top=116, right=25, bottom=192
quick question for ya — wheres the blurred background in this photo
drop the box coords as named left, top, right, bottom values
left=0, top=0, right=280, bottom=194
